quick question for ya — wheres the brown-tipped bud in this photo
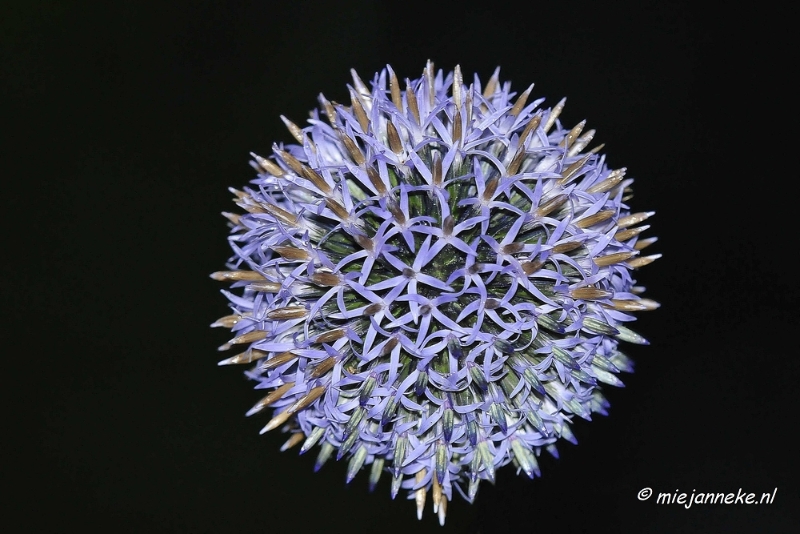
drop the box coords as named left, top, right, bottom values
left=559, top=120, right=586, bottom=149
left=570, top=287, right=613, bottom=300
left=483, top=67, right=500, bottom=99
left=518, top=113, right=542, bottom=147
left=211, top=314, right=243, bottom=329
left=637, top=298, right=661, bottom=310
left=386, top=121, right=403, bottom=155
left=301, top=166, right=333, bottom=195
left=587, top=168, right=626, bottom=194
left=575, top=209, right=615, bottom=228
left=308, top=356, right=337, bottom=379
left=389, top=68, right=403, bottom=111
left=482, top=177, right=499, bottom=201
left=263, top=203, right=300, bottom=226
left=536, top=194, right=569, bottom=217
left=521, top=259, right=545, bottom=275
left=442, top=215, right=455, bottom=237
left=634, top=236, right=658, bottom=251
left=260, top=409, right=293, bottom=433
left=509, top=83, right=534, bottom=117
left=310, top=271, right=341, bottom=287
left=605, top=299, right=648, bottom=312
left=318, top=93, right=337, bottom=126
left=364, top=303, right=384, bottom=316
left=627, top=254, right=662, bottom=269
left=617, top=211, right=655, bottom=228
left=432, top=472, right=443, bottom=512
left=249, top=381, right=296, bottom=416
left=415, top=468, right=428, bottom=520
left=210, top=270, right=265, bottom=282
left=557, top=154, right=592, bottom=186
left=290, top=386, right=327, bottom=412
left=594, top=251, right=638, bottom=267
left=350, top=68, right=370, bottom=101
left=280, top=433, right=305, bottom=452
left=366, top=165, right=388, bottom=196
left=381, top=336, right=399, bottom=356
left=348, top=88, right=370, bottom=132
left=247, top=281, right=282, bottom=293
left=543, top=97, right=566, bottom=133
left=588, top=142, right=606, bottom=155
left=551, top=241, right=583, bottom=254
left=615, top=224, right=650, bottom=242
left=315, top=328, right=346, bottom=344
left=353, top=234, right=375, bottom=252
left=238, top=202, right=266, bottom=215
left=568, top=129, right=596, bottom=156
left=218, top=348, right=269, bottom=366
left=387, top=198, right=406, bottom=225
left=251, top=153, right=285, bottom=176
left=437, top=494, right=448, bottom=526
left=432, top=152, right=443, bottom=186
left=267, top=307, right=308, bottom=320
left=273, top=148, right=305, bottom=175
left=452, top=109, right=462, bottom=145
left=452, top=65, right=463, bottom=109
left=506, top=146, right=527, bottom=176
left=221, top=211, right=242, bottom=226
left=340, top=133, right=366, bottom=166
left=405, top=78, right=420, bottom=125
left=325, top=198, right=350, bottom=220
left=272, top=246, right=310, bottom=261
left=280, top=115, right=305, bottom=144
left=226, top=329, right=268, bottom=346
left=259, top=351, right=298, bottom=371
left=501, top=242, right=525, bottom=255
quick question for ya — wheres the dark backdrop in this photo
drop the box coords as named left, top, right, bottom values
left=4, top=1, right=797, bottom=533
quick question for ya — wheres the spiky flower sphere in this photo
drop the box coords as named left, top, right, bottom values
left=212, top=62, right=659, bottom=524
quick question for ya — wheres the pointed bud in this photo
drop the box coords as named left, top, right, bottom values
left=314, top=442, right=334, bottom=472
left=510, top=437, right=539, bottom=478
left=582, top=317, right=620, bottom=336
left=435, top=439, right=448, bottom=484
left=381, top=393, right=399, bottom=427
left=415, top=469, right=427, bottom=520
left=467, top=362, right=488, bottom=392
left=477, top=441, right=496, bottom=482
left=393, top=432, right=408, bottom=474
left=346, top=445, right=368, bottom=483
left=359, top=374, right=378, bottom=406
left=246, top=381, right=295, bottom=416
left=300, top=426, right=326, bottom=454
left=280, top=433, right=304, bottom=452
left=489, top=403, right=508, bottom=433
left=615, top=324, right=649, bottom=345
left=344, top=406, right=367, bottom=440
left=368, top=457, right=385, bottom=492
left=442, top=405, right=455, bottom=443
left=390, top=472, right=403, bottom=499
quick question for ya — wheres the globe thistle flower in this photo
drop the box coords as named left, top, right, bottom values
left=212, top=62, right=659, bottom=525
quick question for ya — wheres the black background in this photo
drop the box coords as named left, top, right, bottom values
left=4, top=1, right=797, bottom=532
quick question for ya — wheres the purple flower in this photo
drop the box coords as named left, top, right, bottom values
left=212, top=62, right=659, bottom=525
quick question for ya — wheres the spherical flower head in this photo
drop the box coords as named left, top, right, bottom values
left=211, top=62, right=659, bottom=525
